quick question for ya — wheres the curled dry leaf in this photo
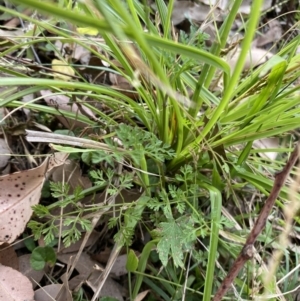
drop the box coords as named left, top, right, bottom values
left=0, top=264, right=34, bottom=301
left=0, top=152, right=68, bottom=245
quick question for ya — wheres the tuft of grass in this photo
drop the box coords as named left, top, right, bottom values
left=2, top=0, right=300, bottom=300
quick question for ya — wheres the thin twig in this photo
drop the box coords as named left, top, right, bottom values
left=213, top=142, right=300, bottom=301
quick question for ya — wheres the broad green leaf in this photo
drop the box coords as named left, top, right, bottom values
left=157, top=219, right=185, bottom=268
left=157, top=216, right=197, bottom=268
left=30, top=246, right=56, bottom=270
left=126, top=249, right=139, bottom=272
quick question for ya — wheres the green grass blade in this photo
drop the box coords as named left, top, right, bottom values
left=191, top=0, right=244, bottom=115
left=199, top=182, right=222, bottom=301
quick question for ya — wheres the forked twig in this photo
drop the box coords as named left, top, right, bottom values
left=213, top=142, right=300, bottom=301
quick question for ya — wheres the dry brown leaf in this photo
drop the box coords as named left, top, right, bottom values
left=52, top=59, right=75, bottom=81
left=109, top=71, right=130, bottom=86
left=60, top=230, right=99, bottom=253
left=18, top=254, right=45, bottom=289
left=51, top=159, right=92, bottom=193
left=108, top=254, right=128, bottom=277
left=171, top=1, right=222, bottom=25
left=0, top=28, right=25, bottom=46
left=68, top=273, right=125, bottom=300
left=57, top=252, right=124, bottom=300
left=109, top=63, right=140, bottom=99
left=227, top=47, right=273, bottom=72
left=0, top=152, right=68, bottom=245
left=4, top=8, right=33, bottom=29
left=59, top=272, right=73, bottom=301
left=93, top=188, right=142, bottom=218
left=0, top=159, right=49, bottom=244
left=68, top=274, right=84, bottom=290
left=77, top=54, right=106, bottom=85
left=87, top=276, right=124, bottom=301
left=55, top=40, right=92, bottom=65
left=91, top=246, right=111, bottom=264
left=253, top=137, right=279, bottom=160
left=0, top=264, right=34, bottom=301
left=0, top=138, right=10, bottom=175
left=92, top=253, right=128, bottom=277
left=40, top=89, right=97, bottom=129
left=22, top=93, right=35, bottom=118
left=238, top=0, right=272, bottom=15
left=0, top=244, right=18, bottom=270
left=92, top=251, right=131, bottom=278
left=34, top=284, right=69, bottom=301
left=254, top=19, right=282, bottom=48
left=134, top=290, right=150, bottom=301
left=57, top=252, right=98, bottom=276
left=46, top=152, right=69, bottom=173
left=199, top=0, right=228, bottom=10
